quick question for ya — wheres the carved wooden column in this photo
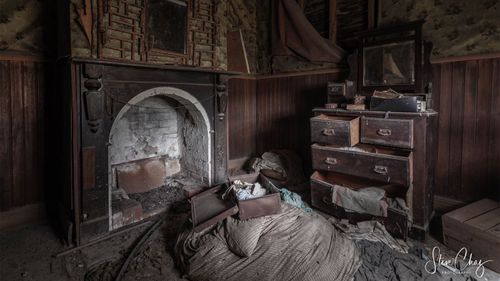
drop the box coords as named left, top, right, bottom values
left=214, top=74, right=229, bottom=184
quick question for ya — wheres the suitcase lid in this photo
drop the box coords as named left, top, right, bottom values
left=190, top=185, right=238, bottom=232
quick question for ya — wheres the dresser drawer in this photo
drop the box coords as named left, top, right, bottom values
left=360, top=117, right=413, bottom=149
left=311, top=144, right=412, bottom=186
left=311, top=171, right=402, bottom=214
left=310, top=115, right=360, bottom=146
left=310, top=171, right=408, bottom=239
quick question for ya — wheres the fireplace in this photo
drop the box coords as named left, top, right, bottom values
left=108, top=87, right=213, bottom=229
left=54, top=59, right=232, bottom=244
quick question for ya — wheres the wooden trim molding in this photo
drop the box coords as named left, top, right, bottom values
left=0, top=203, right=47, bottom=230
left=431, top=52, right=500, bottom=64
left=0, top=52, right=50, bottom=62
left=230, top=67, right=347, bottom=81
left=433, top=195, right=467, bottom=215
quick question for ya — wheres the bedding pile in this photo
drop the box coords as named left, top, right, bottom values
left=175, top=204, right=360, bottom=281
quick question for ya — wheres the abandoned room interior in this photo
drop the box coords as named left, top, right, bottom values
left=0, top=0, right=499, bottom=280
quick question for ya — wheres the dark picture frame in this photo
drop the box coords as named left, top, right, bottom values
left=146, top=0, right=189, bottom=55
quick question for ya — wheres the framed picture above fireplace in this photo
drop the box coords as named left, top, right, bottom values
left=146, top=0, right=189, bottom=55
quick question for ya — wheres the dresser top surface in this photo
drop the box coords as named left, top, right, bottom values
left=313, top=108, right=438, bottom=118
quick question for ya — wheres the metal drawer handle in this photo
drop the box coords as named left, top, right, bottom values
left=322, top=128, right=335, bottom=136
left=322, top=196, right=333, bottom=205
left=373, top=165, right=388, bottom=175
left=377, top=128, right=392, bottom=136
left=325, top=157, right=338, bottom=165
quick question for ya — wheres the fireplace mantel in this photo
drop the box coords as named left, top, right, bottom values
left=70, top=57, right=242, bottom=76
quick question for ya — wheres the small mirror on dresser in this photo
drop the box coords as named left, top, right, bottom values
left=356, top=20, right=432, bottom=96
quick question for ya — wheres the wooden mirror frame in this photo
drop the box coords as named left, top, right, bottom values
left=356, top=20, right=426, bottom=94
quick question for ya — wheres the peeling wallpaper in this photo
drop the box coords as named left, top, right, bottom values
left=379, top=0, right=500, bottom=58
left=0, top=0, right=55, bottom=55
left=3, top=0, right=497, bottom=71
left=215, top=0, right=258, bottom=72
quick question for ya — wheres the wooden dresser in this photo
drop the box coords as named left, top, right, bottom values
left=310, top=108, right=438, bottom=240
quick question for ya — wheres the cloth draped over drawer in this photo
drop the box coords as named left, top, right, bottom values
left=331, top=185, right=389, bottom=217
left=272, top=0, right=345, bottom=63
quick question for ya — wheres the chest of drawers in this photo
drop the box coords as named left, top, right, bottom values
left=310, top=108, right=438, bottom=240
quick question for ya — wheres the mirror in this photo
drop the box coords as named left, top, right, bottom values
left=147, top=0, right=188, bottom=54
left=363, top=41, right=415, bottom=86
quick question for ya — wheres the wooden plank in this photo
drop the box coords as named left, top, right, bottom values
left=460, top=60, right=478, bottom=199
left=23, top=62, right=37, bottom=204
left=34, top=62, right=45, bottom=204
left=433, top=195, right=466, bottom=214
left=435, top=63, right=452, bottom=196
left=476, top=59, right=493, bottom=195
left=10, top=62, right=26, bottom=208
left=431, top=52, right=500, bottom=64
left=466, top=207, right=500, bottom=231
left=444, top=233, right=500, bottom=273
left=488, top=59, right=500, bottom=200
left=488, top=224, right=500, bottom=238
left=445, top=199, right=499, bottom=222
left=448, top=62, right=465, bottom=196
left=329, top=0, right=337, bottom=42
left=0, top=53, right=49, bottom=62
left=431, top=64, right=441, bottom=111
left=0, top=61, right=12, bottom=211
left=82, top=147, right=96, bottom=190
left=443, top=216, right=500, bottom=273
left=0, top=203, right=46, bottom=230
left=227, top=30, right=250, bottom=73
left=227, top=78, right=256, bottom=159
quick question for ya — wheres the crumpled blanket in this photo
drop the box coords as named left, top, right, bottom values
left=354, top=240, right=440, bottom=281
left=332, top=185, right=389, bottom=217
left=353, top=240, right=481, bottom=281
left=175, top=204, right=360, bottom=281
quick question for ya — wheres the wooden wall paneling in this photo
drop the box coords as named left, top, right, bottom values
left=472, top=60, right=493, bottom=198
left=251, top=72, right=339, bottom=168
left=36, top=62, right=46, bottom=205
left=0, top=61, right=12, bottom=211
left=489, top=59, right=500, bottom=200
left=431, top=64, right=441, bottom=111
left=227, top=78, right=257, bottom=160
left=24, top=62, right=35, bottom=205
left=11, top=62, right=26, bottom=209
left=448, top=62, right=465, bottom=196
left=0, top=59, right=46, bottom=212
left=435, top=63, right=452, bottom=196
left=433, top=57, right=499, bottom=201
left=461, top=60, right=479, bottom=199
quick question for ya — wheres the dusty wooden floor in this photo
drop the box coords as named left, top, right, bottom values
left=0, top=211, right=189, bottom=281
left=1, top=208, right=499, bottom=281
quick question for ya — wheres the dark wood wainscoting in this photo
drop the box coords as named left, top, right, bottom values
left=228, top=70, right=344, bottom=168
left=227, top=78, right=257, bottom=160
left=0, top=58, right=48, bottom=211
left=432, top=57, right=500, bottom=202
